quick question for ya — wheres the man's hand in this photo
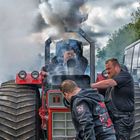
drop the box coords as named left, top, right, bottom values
left=90, top=83, right=97, bottom=89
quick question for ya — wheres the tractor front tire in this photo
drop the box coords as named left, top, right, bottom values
left=0, top=80, right=41, bottom=140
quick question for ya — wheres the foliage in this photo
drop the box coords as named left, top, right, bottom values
left=96, top=47, right=106, bottom=71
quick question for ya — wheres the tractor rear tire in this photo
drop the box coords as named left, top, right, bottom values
left=0, top=80, right=41, bottom=140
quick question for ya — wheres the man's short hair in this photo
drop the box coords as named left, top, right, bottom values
left=60, top=80, right=77, bottom=94
left=105, top=58, right=120, bottom=67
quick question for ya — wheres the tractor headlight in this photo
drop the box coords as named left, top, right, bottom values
left=31, top=71, right=39, bottom=79
left=18, top=70, right=27, bottom=80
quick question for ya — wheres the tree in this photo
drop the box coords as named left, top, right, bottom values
left=96, top=47, right=106, bottom=71
left=132, top=7, right=140, bottom=39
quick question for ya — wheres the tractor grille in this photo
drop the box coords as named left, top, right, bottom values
left=52, top=112, right=75, bottom=140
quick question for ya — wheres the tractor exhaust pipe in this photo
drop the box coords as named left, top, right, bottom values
left=44, top=38, right=52, bottom=66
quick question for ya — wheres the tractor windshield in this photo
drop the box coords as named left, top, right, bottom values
left=49, top=39, right=89, bottom=76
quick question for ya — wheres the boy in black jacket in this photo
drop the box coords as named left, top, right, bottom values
left=60, top=80, right=116, bottom=140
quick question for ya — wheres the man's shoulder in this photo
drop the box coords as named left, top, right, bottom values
left=113, top=70, right=133, bottom=87
left=119, top=70, right=132, bottom=78
left=114, top=70, right=131, bottom=78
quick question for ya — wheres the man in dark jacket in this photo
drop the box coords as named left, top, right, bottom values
left=60, top=80, right=116, bottom=140
left=91, top=58, right=135, bottom=140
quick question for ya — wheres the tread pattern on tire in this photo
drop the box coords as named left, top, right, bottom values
left=0, top=80, right=40, bottom=140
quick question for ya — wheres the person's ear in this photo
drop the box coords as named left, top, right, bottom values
left=115, top=65, right=119, bottom=72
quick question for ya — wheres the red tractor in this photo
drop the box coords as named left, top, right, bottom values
left=0, top=29, right=97, bottom=140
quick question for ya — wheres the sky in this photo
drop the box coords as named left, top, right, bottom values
left=38, top=0, right=139, bottom=47
left=86, top=0, right=139, bottom=48
left=0, top=0, right=139, bottom=83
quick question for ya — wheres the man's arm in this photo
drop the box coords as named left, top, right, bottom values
left=91, top=79, right=117, bottom=89
left=73, top=101, right=96, bottom=140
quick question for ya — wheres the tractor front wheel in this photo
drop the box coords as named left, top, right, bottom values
left=0, top=80, right=41, bottom=140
